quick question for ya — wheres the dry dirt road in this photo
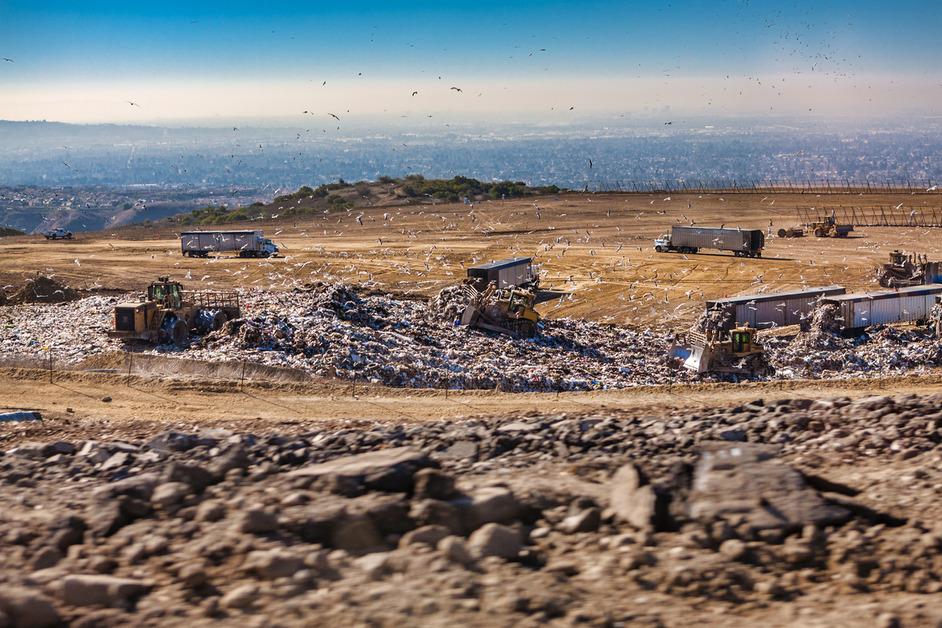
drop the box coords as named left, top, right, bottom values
left=2, top=190, right=939, bottom=328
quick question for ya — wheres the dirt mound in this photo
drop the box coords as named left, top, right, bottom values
left=7, top=276, right=79, bottom=305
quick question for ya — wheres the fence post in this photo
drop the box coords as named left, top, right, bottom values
left=126, top=352, right=132, bottom=386
left=240, top=360, right=246, bottom=391
left=48, top=351, right=53, bottom=384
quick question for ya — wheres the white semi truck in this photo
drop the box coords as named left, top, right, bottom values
left=180, top=230, right=279, bottom=258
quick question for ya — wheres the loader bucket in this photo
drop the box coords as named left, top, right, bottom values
left=682, top=345, right=710, bottom=373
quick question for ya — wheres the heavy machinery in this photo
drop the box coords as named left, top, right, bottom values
left=108, top=276, right=241, bottom=345
left=807, top=215, right=853, bottom=238
left=877, top=250, right=942, bottom=288
left=458, top=283, right=540, bottom=338
left=776, top=226, right=806, bottom=238
left=669, top=325, right=770, bottom=376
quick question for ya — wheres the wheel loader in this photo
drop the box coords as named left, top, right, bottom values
left=669, top=325, right=770, bottom=377
left=107, top=276, right=241, bottom=345
left=808, top=215, right=853, bottom=238
left=458, top=283, right=540, bottom=338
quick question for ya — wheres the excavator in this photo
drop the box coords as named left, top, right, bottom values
left=458, top=283, right=541, bottom=338
left=669, top=324, right=770, bottom=377
left=107, top=276, right=241, bottom=345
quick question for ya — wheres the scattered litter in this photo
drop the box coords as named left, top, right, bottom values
left=0, top=411, right=42, bottom=422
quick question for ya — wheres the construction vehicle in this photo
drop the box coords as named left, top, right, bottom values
left=43, top=228, right=73, bottom=240
left=458, top=283, right=541, bottom=338
left=654, top=226, right=765, bottom=257
left=776, top=226, right=805, bottom=238
left=669, top=324, right=770, bottom=376
left=107, top=276, right=241, bottom=345
left=807, top=215, right=853, bottom=238
left=877, top=250, right=942, bottom=288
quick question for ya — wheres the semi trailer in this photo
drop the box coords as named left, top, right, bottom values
left=654, top=226, right=765, bottom=257
left=180, top=230, right=279, bottom=258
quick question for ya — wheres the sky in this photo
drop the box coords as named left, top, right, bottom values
left=1, top=0, right=941, bottom=124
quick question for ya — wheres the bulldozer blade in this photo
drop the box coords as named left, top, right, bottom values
left=682, top=345, right=709, bottom=373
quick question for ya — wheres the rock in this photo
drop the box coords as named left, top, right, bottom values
left=101, top=396, right=112, bottom=403
left=0, top=587, right=60, bottom=628
left=244, top=550, right=305, bottom=579
left=208, top=445, right=250, bottom=480
left=330, top=513, right=383, bottom=551
left=30, top=547, right=63, bottom=571
left=609, top=463, right=661, bottom=532
left=440, top=440, right=478, bottom=460
left=162, top=462, right=215, bottom=493
left=688, top=443, right=851, bottom=536
left=719, top=539, right=748, bottom=561
left=178, top=563, right=208, bottom=589
left=409, top=499, right=463, bottom=535
left=288, top=447, right=432, bottom=493
left=195, top=500, right=226, bottom=523
left=238, top=507, right=278, bottom=534
left=220, top=583, right=258, bottom=610
left=355, top=552, right=392, bottom=580
left=399, top=525, right=451, bottom=548
left=437, top=536, right=474, bottom=566
left=467, top=523, right=522, bottom=560
left=60, top=574, right=151, bottom=608
left=151, top=482, right=191, bottom=508
left=146, top=432, right=199, bottom=454
left=100, top=452, right=130, bottom=471
left=560, top=508, right=601, bottom=534
left=413, top=468, right=456, bottom=500
left=455, top=486, right=520, bottom=530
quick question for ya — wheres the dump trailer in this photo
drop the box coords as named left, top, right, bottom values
left=107, top=276, right=241, bottom=345
left=654, top=226, right=764, bottom=257
left=669, top=325, right=769, bottom=377
left=878, top=250, right=942, bottom=288
left=820, top=284, right=942, bottom=333
left=466, top=257, right=538, bottom=290
left=180, top=230, right=279, bottom=258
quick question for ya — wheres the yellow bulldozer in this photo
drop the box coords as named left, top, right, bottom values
left=107, top=276, right=241, bottom=345
left=669, top=324, right=769, bottom=377
left=458, top=283, right=541, bottom=338
left=808, top=215, right=853, bottom=238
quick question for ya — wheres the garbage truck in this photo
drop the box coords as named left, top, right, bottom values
left=654, top=226, right=765, bottom=257
left=180, top=230, right=279, bottom=258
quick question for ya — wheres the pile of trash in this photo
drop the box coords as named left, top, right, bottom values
left=5, top=276, right=79, bottom=305
left=692, top=305, right=734, bottom=335
left=766, top=322, right=942, bottom=379
left=427, top=284, right=471, bottom=323
left=192, top=283, right=686, bottom=391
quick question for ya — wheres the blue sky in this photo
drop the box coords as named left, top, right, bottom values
left=1, top=1, right=941, bottom=123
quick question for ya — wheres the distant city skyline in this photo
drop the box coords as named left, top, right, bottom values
left=1, top=0, right=941, bottom=123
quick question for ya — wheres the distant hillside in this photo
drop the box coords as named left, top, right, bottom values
left=0, top=226, right=25, bottom=237
left=169, top=175, right=562, bottom=226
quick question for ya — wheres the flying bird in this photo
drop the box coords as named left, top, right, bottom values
left=411, top=90, right=418, bottom=96
left=2, top=58, right=13, bottom=63
left=128, top=101, right=141, bottom=107
left=664, top=121, right=672, bottom=125
left=569, top=106, right=574, bottom=110
left=587, top=158, right=593, bottom=169
left=450, top=86, right=462, bottom=93
left=328, top=112, right=341, bottom=121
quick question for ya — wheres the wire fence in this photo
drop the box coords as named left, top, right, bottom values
left=583, top=179, right=941, bottom=195
left=797, top=206, right=942, bottom=228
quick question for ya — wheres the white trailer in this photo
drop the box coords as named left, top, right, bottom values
left=180, top=230, right=279, bottom=258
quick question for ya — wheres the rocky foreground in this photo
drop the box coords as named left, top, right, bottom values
left=1, top=393, right=942, bottom=626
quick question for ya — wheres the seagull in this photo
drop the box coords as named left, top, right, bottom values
left=62, top=161, right=72, bottom=169
left=569, top=106, right=574, bottom=110
left=587, top=158, right=593, bottom=169
left=2, top=58, right=13, bottom=63
left=411, top=91, right=418, bottom=96
left=328, top=113, right=341, bottom=121
left=664, top=121, right=672, bottom=125
left=127, top=101, right=141, bottom=107
left=450, top=86, right=463, bottom=93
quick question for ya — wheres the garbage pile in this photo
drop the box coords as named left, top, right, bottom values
left=692, top=305, right=734, bottom=334
left=5, top=275, right=79, bottom=305
left=193, top=283, right=685, bottom=391
left=0, top=283, right=688, bottom=391
left=766, top=322, right=942, bottom=379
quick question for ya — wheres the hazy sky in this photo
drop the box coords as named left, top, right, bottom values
left=1, top=0, right=941, bottom=124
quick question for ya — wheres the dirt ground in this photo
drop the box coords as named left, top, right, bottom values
left=2, top=190, right=938, bottom=328
left=2, top=191, right=942, bottom=626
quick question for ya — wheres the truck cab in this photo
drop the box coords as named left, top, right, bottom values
left=654, top=234, right=671, bottom=253
left=262, top=239, right=279, bottom=257
left=44, top=228, right=73, bottom=240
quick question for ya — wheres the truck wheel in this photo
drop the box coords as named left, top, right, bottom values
left=210, top=311, right=228, bottom=331
left=655, top=245, right=663, bottom=253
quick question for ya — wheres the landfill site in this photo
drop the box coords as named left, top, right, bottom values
left=2, top=189, right=942, bottom=627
